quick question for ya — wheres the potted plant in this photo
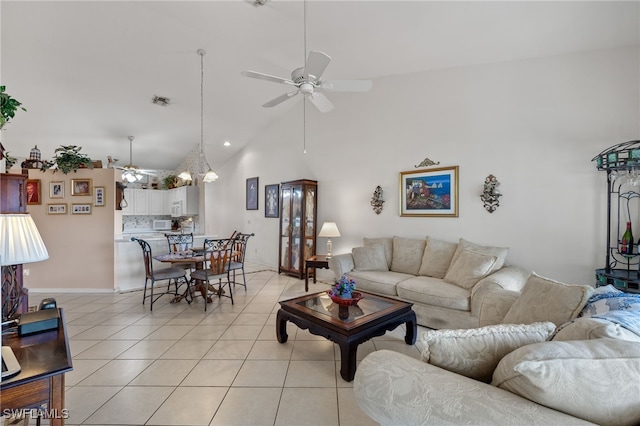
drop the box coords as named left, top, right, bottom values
left=40, top=145, right=94, bottom=174
left=0, top=86, right=26, bottom=130
left=163, top=174, right=178, bottom=189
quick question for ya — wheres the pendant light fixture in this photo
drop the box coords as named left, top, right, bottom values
left=197, top=48, right=218, bottom=183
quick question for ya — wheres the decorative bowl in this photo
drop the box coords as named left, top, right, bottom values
left=327, top=291, right=364, bottom=306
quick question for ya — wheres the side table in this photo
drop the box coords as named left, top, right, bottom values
left=304, top=255, right=330, bottom=292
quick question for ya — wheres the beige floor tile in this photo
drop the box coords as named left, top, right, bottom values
left=160, top=339, right=216, bottom=359
left=334, top=340, right=376, bottom=361
left=65, top=324, right=94, bottom=338
left=68, top=339, right=101, bottom=357
left=132, top=313, right=176, bottom=326
left=130, top=359, right=198, bottom=386
left=247, top=340, right=294, bottom=360
left=77, top=359, right=153, bottom=386
left=145, top=324, right=195, bottom=340
left=335, top=360, right=354, bottom=388
left=204, top=340, right=255, bottom=359
left=291, top=339, right=336, bottom=360
left=337, top=388, right=378, bottom=426
left=285, top=360, right=337, bottom=388
left=233, top=360, right=289, bottom=387
left=116, top=339, right=176, bottom=359
left=219, top=324, right=263, bottom=340
left=73, top=339, right=137, bottom=359
left=147, top=386, right=227, bottom=425
left=181, top=359, right=244, bottom=386
left=64, top=359, right=110, bottom=386
left=64, top=385, right=122, bottom=425
left=275, top=388, right=339, bottom=426
left=210, top=387, right=281, bottom=426
left=182, top=324, right=228, bottom=340
left=232, top=312, right=270, bottom=325
left=107, top=324, right=161, bottom=340
left=373, top=340, right=421, bottom=359
left=240, top=302, right=278, bottom=313
left=83, top=386, right=174, bottom=424
left=198, top=311, right=240, bottom=325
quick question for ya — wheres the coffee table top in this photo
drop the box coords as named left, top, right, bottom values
left=278, top=290, right=413, bottom=332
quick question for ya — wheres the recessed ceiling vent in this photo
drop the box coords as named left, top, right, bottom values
left=151, top=95, right=171, bottom=106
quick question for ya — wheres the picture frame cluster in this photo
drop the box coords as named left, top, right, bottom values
left=24, top=177, right=107, bottom=215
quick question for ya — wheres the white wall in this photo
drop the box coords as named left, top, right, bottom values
left=205, top=47, right=639, bottom=285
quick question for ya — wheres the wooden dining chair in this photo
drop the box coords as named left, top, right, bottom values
left=189, top=238, right=235, bottom=310
left=228, top=232, right=254, bottom=291
left=131, top=237, right=190, bottom=311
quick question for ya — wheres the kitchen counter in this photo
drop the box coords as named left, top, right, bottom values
left=115, top=231, right=210, bottom=243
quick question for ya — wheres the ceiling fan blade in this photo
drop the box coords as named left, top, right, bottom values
left=262, top=90, right=299, bottom=108
left=308, top=92, right=334, bottom=113
left=320, top=79, right=373, bottom=92
left=304, top=51, right=331, bottom=81
left=242, top=70, right=294, bottom=85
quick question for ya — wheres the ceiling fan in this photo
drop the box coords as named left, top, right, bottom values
left=113, top=136, right=156, bottom=183
left=241, top=50, right=373, bottom=113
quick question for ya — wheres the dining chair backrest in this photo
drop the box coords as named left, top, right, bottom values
left=231, top=233, right=254, bottom=263
left=202, top=238, right=234, bottom=276
left=166, top=233, right=194, bottom=253
left=131, top=237, right=154, bottom=278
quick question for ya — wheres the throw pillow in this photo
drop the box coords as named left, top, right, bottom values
left=501, top=272, right=594, bottom=327
left=352, top=244, right=389, bottom=271
left=492, top=338, right=640, bottom=425
left=363, top=237, right=393, bottom=269
left=390, top=236, right=426, bottom=275
left=420, top=322, right=555, bottom=383
left=442, top=249, right=498, bottom=290
left=418, top=237, right=458, bottom=278
left=448, top=238, right=509, bottom=274
left=552, top=317, right=640, bottom=342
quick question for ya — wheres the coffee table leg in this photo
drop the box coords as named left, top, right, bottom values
left=338, top=342, right=358, bottom=382
left=405, top=312, right=417, bottom=345
left=276, top=310, right=288, bottom=343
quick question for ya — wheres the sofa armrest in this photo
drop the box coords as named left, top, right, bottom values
left=328, top=253, right=354, bottom=279
left=478, top=289, right=521, bottom=326
left=470, top=265, right=529, bottom=320
left=354, top=350, right=593, bottom=425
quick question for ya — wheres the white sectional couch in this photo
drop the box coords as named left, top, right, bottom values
left=354, top=281, right=640, bottom=425
left=329, top=236, right=529, bottom=329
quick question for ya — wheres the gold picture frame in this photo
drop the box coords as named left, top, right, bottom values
left=26, top=179, right=42, bottom=205
left=71, top=203, right=92, bottom=215
left=47, top=203, right=67, bottom=215
left=399, top=166, right=459, bottom=217
left=71, top=178, right=92, bottom=196
left=94, top=186, right=105, bottom=207
left=49, top=181, right=64, bottom=198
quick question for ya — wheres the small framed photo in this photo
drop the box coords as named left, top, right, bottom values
left=400, top=166, right=459, bottom=217
left=71, top=203, right=92, bottom=215
left=265, top=184, right=279, bottom=218
left=47, top=203, right=67, bottom=215
left=26, top=179, right=42, bottom=205
left=49, top=181, right=64, bottom=199
left=71, top=178, right=92, bottom=196
left=94, top=186, right=105, bottom=207
left=246, top=177, right=259, bottom=210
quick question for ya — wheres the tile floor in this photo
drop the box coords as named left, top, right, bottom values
left=25, top=265, right=425, bottom=426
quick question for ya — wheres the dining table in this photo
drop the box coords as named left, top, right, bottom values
left=152, top=250, right=214, bottom=303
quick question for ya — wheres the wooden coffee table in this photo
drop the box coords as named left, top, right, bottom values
left=276, top=290, right=416, bottom=381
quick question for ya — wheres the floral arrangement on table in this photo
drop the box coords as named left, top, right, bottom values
left=331, top=274, right=357, bottom=299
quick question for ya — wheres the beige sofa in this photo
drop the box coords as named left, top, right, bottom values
left=329, top=236, right=529, bottom=329
left=354, top=279, right=640, bottom=426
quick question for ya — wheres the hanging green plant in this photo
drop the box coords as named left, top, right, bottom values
left=0, top=86, right=26, bottom=129
left=40, top=145, right=94, bottom=174
left=4, top=152, right=17, bottom=170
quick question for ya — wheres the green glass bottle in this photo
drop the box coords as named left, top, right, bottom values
left=621, top=221, right=634, bottom=255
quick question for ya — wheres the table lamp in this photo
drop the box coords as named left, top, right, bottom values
left=318, top=222, right=341, bottom=259
left=1, top=213, right=49, bottom=321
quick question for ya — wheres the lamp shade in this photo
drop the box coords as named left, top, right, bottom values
left=319, top=222, right=341, bottom=238
left=0, top=214, right=49, bottom=266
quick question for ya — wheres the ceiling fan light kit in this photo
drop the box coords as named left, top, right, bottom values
left=115, top=136, right=156, bottom=183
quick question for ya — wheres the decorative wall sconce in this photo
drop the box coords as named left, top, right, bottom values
left=371, top=185, right=384, bottom=214
left=480, top=174, right=502, bottom=213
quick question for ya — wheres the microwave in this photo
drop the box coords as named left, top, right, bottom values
left=153, top=220, right=172, bottom=231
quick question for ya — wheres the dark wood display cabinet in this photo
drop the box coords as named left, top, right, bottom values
left=278, top=179, right=318, bottom=279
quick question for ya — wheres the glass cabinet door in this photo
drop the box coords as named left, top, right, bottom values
left=290, top=187, right=302, bottom=273
left=280, top=187, right=292, bottom=270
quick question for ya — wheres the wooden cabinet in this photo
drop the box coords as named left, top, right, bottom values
left=279, top=179, right=318, bottom=279
left=0, top=173, right=27, bottom=213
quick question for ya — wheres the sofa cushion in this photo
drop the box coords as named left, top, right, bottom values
left=552, top=317, right=640, bottom=342
left=390, top=236, right=426, bottom=275
left=418, top=237, right=458, bottom=278
left=397, top=276, right=470, bottom=311
left=443, top=249, right=497, bottom=290
left=449, top=238, right=508, bottom=274
left=421, top=322, right=555, bottom=383
left=363, top=237, right=393, bottom=269
left=348, top=270, right=414, bottom=296
left=352, top=244, right=388, bottom=271
left=492, top=338, right=640, bottom=425
left=502, top=273, right=594, bottom=327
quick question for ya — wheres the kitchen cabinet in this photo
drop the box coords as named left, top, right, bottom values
left=278, top=179, right=317, bottom=279
left=169, top=186, right=199, bottom=216
left=148, top=190, right=167, bottom=215
left=133, top=189, right=150, bottom=215
left=122, top=189, right=169, bottom=216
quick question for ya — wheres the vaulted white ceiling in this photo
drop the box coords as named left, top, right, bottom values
left=2, top=1, right=638, bottom=171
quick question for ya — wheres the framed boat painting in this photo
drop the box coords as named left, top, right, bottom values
left=400, top=166, right=459, bottom=217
